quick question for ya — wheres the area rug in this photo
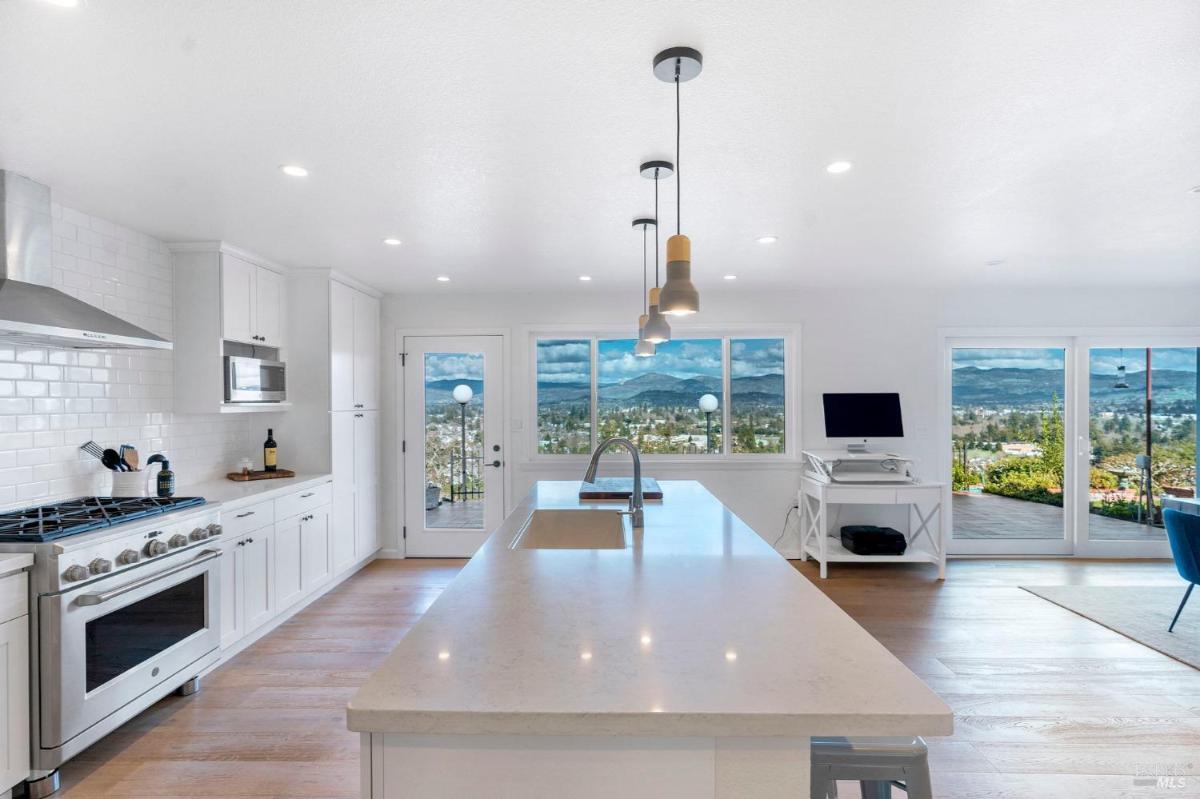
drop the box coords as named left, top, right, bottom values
left=1022, top=585, right=1200, bottom=670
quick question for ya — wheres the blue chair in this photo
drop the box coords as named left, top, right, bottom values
left=1164, top=509, right=1200, bottom=633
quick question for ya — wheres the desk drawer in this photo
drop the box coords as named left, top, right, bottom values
left=222, top=499, right=275, bottom=538
left=824, top=487, right=898, bottom=504
left=275, top=482, right=332, bottom=521
left=0, top=571, right=28, bottom=624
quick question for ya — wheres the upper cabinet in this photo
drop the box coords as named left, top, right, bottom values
left=222, top=253, right=285, bottom=348
left=330, top=280, right=380, bottom=411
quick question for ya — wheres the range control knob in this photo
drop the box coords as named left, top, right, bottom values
left=189, top=527, right=209, bottom=542
left=62, top=564, right=89, bottom=582
left=88, top=558, right=113, bottom=575
left=168, top=534, right=189, bottom=548
left=117, top=549, right=140, bottom=565
left=206, top=523, right=223, bottom=537
left=144, top=540, right=169, bottom=558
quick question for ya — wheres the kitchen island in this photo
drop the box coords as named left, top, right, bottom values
left=348, top=481, right=951, bottom=798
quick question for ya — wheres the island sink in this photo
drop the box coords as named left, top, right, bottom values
left=510, top=508, right=629, bottom=549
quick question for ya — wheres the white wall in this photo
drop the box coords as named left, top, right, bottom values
left=380, top=285, right=1200, bottom=556
left=0, top=203, right=265, bottom=508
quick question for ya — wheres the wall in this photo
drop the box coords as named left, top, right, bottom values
left=379, top=285, right=1200, bottom=557
left=0, top=203, right=262, bottom=509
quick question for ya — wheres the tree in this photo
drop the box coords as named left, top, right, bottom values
left=1039, top=394, right=1065, bottom=486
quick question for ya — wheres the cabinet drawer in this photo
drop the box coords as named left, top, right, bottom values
left=275, top=482, right=332, bottom=521
left=824, top=487, right=898, bottom=504
left=222, top=500, right=275, bottom=538
left=0, top=571, right=28, bottom=624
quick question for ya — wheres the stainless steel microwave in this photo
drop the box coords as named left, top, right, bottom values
left=224, top=355, right=286, bottom=402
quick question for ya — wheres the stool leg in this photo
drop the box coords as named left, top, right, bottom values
left=1169, top=583, right=1194, bottom=633
left=860, top=780, right=892, bottom=799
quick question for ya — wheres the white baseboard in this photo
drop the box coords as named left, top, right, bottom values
left=376, top=547, right=405, bottom=559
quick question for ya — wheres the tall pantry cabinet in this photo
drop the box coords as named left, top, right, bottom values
left=285, top=272, right=382, bottom=566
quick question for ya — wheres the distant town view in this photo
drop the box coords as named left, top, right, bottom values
left=536, top=338, right=786, bottom=455
left=952, top=347, right=1198, bottom=539
left=423, top=353, right=484, bottom=526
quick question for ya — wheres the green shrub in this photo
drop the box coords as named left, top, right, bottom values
left=983, top=456, right=1062, bottom=506
left=1089, top=467, right=1119, bottom=490
left=952, top=460, right=981, bottom=491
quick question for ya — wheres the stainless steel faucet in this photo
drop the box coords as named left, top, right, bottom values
left=583, top=437, right=644, bottom=528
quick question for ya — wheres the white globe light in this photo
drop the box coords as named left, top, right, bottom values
left=452, top=384, right=474, bottom=404
left=698, top=393, right=719, bottom=413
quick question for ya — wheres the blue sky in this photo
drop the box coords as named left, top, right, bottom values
left=953, top=347, right=1198, bottom=373
left=536, top=338, right=786, bottom=385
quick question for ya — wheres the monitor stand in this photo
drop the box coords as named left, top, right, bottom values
left=846, top=440, right=869, bottom=454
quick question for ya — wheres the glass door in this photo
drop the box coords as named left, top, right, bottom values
left=1077, top=342, right=1199, bottom=556
left=948, top=342, right=1075, bottom=555
left=403, top=335, right=505, bottom=557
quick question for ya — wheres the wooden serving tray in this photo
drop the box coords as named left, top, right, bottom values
left=578, top=477, right=663, bottom=500
left=227, top=468, right=296, bottom=482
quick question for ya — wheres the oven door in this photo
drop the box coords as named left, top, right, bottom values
left=38, top=547, right=222, bottom=750
left=225, top=356, right=287, bottom=402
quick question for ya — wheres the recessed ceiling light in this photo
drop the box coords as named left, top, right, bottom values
left=1189, top=185, right=1200, bottom=194
left=756, top=235, right=778, bottom=244
left=578, top=275, right=592, bottom=282
left=725, top=650, right=738, bottom=661
left=436, top=275, right=450, bottom=282
left=826, top=161, right=853, bottom=174
left=985, top=259, right=1006, bottom=267
left=437, top=651, right=450, bottom=661
left=279, top=164, right=309, bottom=177
left=383, top=238, right=401, bottom=246
left=723, top=274, right=738, bottom=281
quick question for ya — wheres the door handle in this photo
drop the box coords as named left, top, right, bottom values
left=488, top=460, right=502, bottom=468
left=235, top=511, right=255, bottom=518
left=74, top=549, right=221, bottom=606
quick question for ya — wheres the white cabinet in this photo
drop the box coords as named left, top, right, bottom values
left=300, top=505, right=333, bottom=592
left=219, top=523, right=275, bottom=649
left=331, top=412, right=357, bottom=572
left=222, top=254, right=286, bottom=347
left=274, top=514, right=304, bottom=612
left=330, top=281, right=380, bottom=411
left=332, top=411, right=380, bottom=564
left=0, top=572, right=29, bottom=795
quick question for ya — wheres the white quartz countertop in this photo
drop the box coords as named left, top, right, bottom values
left=177, top=473, right=332, bottom=511
left=0, top=552, right=33, bottom=578
left=348, top=480, right=952, bottom=738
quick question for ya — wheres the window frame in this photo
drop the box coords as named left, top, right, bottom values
left=526, top=324, right=800, bottom=465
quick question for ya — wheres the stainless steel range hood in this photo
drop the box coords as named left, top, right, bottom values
left=0, top=170, right=170, bottom=350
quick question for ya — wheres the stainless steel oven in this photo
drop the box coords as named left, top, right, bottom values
left=36, top=543, right=222, bottom=764
left=224, top=355, right=286, bottom=403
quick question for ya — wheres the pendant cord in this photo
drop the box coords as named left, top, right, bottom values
left=675, top=60, right=681, bottom=235
left=653, top=168, right=660, bottom=287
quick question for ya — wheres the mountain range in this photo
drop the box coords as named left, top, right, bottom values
left=952, top=366, right=1198, bottom=411
left=534, top=371, right=785, bottom=408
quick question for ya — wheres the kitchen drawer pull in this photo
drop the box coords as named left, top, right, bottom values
left=300, top=492, right=315, bottom=498
left=236, top=511, right=256, bottom=518
left=75, top=549, right=221, bottom=606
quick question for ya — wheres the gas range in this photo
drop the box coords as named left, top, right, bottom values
left=0, top=495, right=224, bottom=791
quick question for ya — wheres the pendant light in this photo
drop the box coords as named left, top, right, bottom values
left=641, top=160, right=672, bottom=344
left=654, top=47, right=702, bottom=316
left=633, top=217, right=656, bottom=357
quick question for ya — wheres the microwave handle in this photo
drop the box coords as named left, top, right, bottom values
left=74, top=549, right=221, bottom=606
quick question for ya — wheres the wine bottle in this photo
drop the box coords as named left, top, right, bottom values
left=264, top=428, right=278, bottom=472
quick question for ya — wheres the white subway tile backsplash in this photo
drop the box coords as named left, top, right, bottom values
left=0, top=204, right=261, bottom=510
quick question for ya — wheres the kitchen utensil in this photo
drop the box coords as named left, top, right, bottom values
left=79, top=441, right=106, bottom=462
left=101, top=449, right=127, bottom=472
left=120, top=445, right=139, bottom=471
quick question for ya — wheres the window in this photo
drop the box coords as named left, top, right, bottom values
left=534, top=334, right=790, bottom=457
left=536, top=339, right=592, bottom=454
left=730, top=338, right=787, bottom=454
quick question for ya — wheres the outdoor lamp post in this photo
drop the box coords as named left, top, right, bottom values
left=698, top=393, right=719, bottom=454
left=452, top=384, right=473, bottom=502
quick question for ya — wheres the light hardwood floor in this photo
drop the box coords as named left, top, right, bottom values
left=51, top=557, right=1200, bottom=798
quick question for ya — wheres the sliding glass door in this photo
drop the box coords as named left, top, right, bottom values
left=1077, top=342, right=1198, bottom=556
left=948, top=342, right=1074, bottom=555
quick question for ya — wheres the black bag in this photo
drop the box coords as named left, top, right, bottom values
left=840, top=525, right=907, bottom=556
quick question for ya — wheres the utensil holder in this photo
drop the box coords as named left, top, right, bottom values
left=110, top=470, right=150, bottom=498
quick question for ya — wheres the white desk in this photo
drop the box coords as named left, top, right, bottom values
left=800, top=476, right=948, bottom=579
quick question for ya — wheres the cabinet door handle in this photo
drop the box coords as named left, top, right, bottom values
left=300, top=492, right=315, bottom=498
left=236, top=511, right=255, bottom=518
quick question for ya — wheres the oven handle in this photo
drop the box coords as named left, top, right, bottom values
left=74, top=549, right=222, bottom=607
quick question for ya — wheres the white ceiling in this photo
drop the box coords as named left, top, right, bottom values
left=2, top=0, right=1198, bottom=294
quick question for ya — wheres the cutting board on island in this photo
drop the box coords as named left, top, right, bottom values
left=578, top=477, right=663, bottom=500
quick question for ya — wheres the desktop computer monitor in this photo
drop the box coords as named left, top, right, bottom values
left=822, top=393, right=903, bottom=450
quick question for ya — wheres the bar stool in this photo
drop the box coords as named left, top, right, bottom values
left=810, top=736, right=933, bottom=799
